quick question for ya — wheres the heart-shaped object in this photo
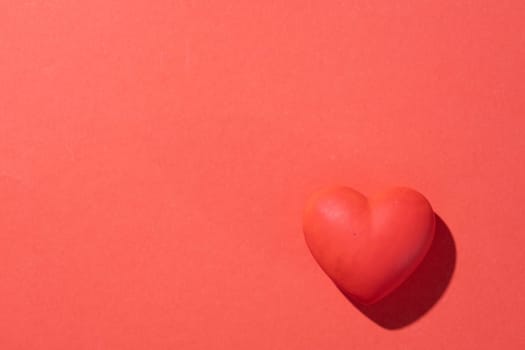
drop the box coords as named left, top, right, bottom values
left=303, top=186, right=435, bottom=304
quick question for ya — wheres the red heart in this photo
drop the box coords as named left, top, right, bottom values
left=303, top=187, right=435, bottom=304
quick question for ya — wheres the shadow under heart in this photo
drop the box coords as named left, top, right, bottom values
left=343, top=215, right=456, bottom=329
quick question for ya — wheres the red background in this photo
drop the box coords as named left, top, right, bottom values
left=1, top=1, right=525, bottom=348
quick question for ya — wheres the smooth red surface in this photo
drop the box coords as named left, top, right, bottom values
left=1, top=1, right=525, bottom=349
left=303, top=187, right=435, bottom=304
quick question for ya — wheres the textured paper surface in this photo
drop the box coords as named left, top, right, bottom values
left=1, top=1, right=524, bottom=348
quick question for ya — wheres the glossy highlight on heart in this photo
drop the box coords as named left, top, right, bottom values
left=303, top=187, right=435, bottom=305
